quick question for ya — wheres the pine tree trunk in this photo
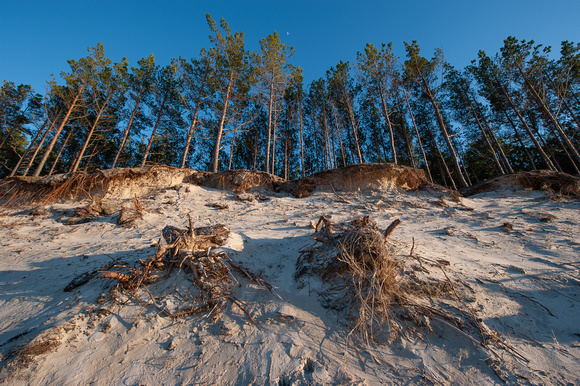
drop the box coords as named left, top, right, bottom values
left=265, top=82, right=275, bottom=174
left=401, top=121, right=417, bottom=169
left=141, top=91, right=170, bottom=167
left=330, top=102, right=347, bottom=167
left=427, top=124, right=456, bottom=189
left=228, top=124, right=237, bottom=171
left=402, top=86, right=432, bottom=182
left=321, top=104, right=332, bottom=170
left=342, top=87, right=363, bottom=164
left=421, top=76, right=468, bottom=188
left=297, top=93, right=305, bottom=177
left=271, top=121, right=278, bottom=175
left=378, top=83, right=397, bottom=164
left=211, top=74, right=233, bottom=173
left=112, top=84, right=145, bottom=169
left=48, top=129, right=73, bottom=176
left=546, top=75, right=580, bottom=131
left=475, top=103, right=513, bottom=173
left=22, top=118, right=57, bottom=176
left=10, top=118, right=49, bottom=177
left=467, top=99, right=504, bottom=174
left=252, top=133, right=258, bottom=171
left=33, top=84, right=85, bottom=177
left=70, top=91, right=112, bottom=173
left=503, top=111, right=536, bottom=171
left=519, top=67, right=580, bottom=166
left=180, top=68, right=209, bottom=169
left=561, top=97, right=580, bottom=131
left=500, top=84, right=556, bottom=170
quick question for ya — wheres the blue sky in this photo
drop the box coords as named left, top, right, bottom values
left=1, top=0, right=579, bottom=94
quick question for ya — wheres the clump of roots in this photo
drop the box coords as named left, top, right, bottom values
left=99, top=216, right=235, bottom=313
left=297, top=216, right=406, bottom=343
left=297, top=215, right=491, bottom=347
left=98, top=215, right=278, bottom=324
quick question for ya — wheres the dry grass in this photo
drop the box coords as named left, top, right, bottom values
left=297, top=216, right=407, bottom=343
left=0, top=334, right=62, bottom=377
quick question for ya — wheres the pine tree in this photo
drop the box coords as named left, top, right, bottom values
left=112, top=54, right=156, bottom=168
left=177, top=52, right=212, bottom=168
left=356, top=42, right=399, bottom=164
left=141, top=64, right=179, bottom=167
left=32, top=48, right=93, bottom=177
left=404, top=41, right=469, bottom=188
left=327, top=61, right=364, bottom=164
left=0, top=81, right=34, bottom=176
left=206, top=14, right=253, bottom=173
left=256, top=31, right=294, bottom=174
left=69, top=44, right=128, bottom=173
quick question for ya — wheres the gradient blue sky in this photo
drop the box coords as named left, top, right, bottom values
left=1, top=0, right=579, bottom=94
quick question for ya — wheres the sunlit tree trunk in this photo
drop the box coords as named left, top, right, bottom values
left=10, top=117, right=50, bottom=177
left=500, top=84, right=556, bottom=170
left=48, top=128, right=73, bottom=176
left=70, top=91, right=112, bottom=173
left=112, top=83, right=145, bottom=169
left=210, top=73, right=233, bottom=173
left=33, top=84, right=85, bottom=177
left=142, top=91, right=170, bottom=167
left=401, top=86, right=432, bottom=182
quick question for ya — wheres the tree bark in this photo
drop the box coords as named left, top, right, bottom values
left=467, top=99, right=505, bottom=174
left=518, top=66, right=580, bottom=167
left=297, top=92, right=305, bottom=177
left=500, top=84, right=556, bottom=170
left=21, top=118, right=57, bottom=176
left=342, top=86, right=363, bottom=164
left=265, top=81, right=275, bottom=174
left=377, top=80, right=397, bottom=164
left=10, top=118, right=49, bottom=177
left=474, top=102, right=513, bottom=173
left=503, top=110, right=536, bottom=171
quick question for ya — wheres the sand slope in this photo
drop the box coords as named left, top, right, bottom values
left=0, top=173, right=579, bottom=385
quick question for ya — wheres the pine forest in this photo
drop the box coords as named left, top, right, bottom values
left=2, top=14, right=580, bottom=188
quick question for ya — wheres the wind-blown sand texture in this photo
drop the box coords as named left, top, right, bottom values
left=0, top=166, right=578, bottom=385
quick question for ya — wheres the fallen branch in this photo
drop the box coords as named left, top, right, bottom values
left=330, top=183, right=350, bottom=203
left=229, top=296, right=256, bottom=325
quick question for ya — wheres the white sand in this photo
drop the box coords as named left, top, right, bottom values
left=0, top=182, right=579, bottom=384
